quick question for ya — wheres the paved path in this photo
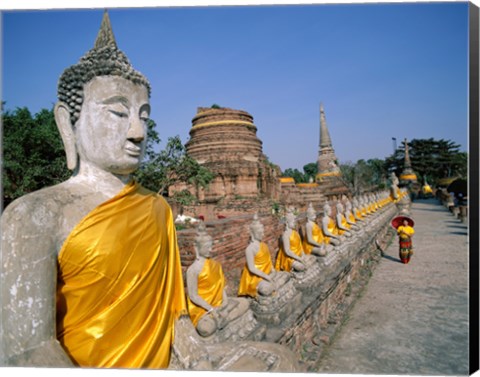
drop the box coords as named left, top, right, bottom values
left=315, top=198, right=469, bottom=375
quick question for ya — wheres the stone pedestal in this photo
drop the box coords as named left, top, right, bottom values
left=250, top=275, right=302, bottom=326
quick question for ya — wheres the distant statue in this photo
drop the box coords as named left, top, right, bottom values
left=0, top=12, right=300, bottom=372
left=342, top=196, right=360, bottom=231
left=302, top=203, right=327, bottom=256
left=238, top=214, right=279, bottom=297
left=186, top=223, right=250, bottom=337
left=351, top=196, right=365, bottom=222
left=335, top=201, right=353, bottom=237
left=390, top=172, right=400, bottom=202
left=275, top=209, right=307, bottom=272
left=321, top=202, right=341, bottom=246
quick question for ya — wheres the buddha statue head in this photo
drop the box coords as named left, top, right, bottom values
left=54, top=11, right=151, bottom=175
left=194, top=222, right=213, bottom=259
left=306, top=203, right=316, bottom=221
left=285, top=208, right=296, bottom=230
left=336, top=202, right=344, bottom=214
left=249, top=213, right=265, bottom=242
left=323, top=202, right=331, bottom=216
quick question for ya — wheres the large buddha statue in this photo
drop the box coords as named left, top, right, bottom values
left=186, top=222, right=258, bottom=340
left=302, top=203, right=327, bottom=257
left=0, top=12, right=299, bottom=372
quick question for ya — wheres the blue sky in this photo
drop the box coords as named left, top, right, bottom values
left=2, top=1, right=469, bottom=171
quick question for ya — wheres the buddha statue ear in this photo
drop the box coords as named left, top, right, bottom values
left=54, top=101, right=78, bottom=171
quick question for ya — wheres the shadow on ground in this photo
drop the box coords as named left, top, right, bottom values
left=381, top=253, right=402, bottom=264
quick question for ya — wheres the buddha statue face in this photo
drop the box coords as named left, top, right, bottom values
left=251, top=222, right=264, bottom=242
left=74, top=76, right=150, bottom=175
left=336, top=202, right=343, bottom=213
left=286, top=214, right=296, bottom=229
left=196, top=235, right=213, bottom=259
left=307, top=208, right=316, bottom=221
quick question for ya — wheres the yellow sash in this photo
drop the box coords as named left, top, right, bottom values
left=187, top=258, right=225, bottom=326
left=302, top=222, right=324, bottom=254
left=238, top=242, right=273, bottom=297
left=56, top=181, right=186, bottom=369
left=348, top=212, right=356, bottom=223
left=275, top=230, right=303, bottom=272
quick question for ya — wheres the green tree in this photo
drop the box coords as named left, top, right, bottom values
left=282, top=168, right=307, bottom=183
left=385, top=138, right=467, bottom=184
left=2, top=106, right=71, bottom=208
left=135, top=135, right=215, bottom=203
left=302, top=162, right=318, bottom=182
left=338, top=158, right=387, bottom=194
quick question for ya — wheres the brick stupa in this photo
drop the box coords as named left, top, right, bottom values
left=176, top=107, right=280, bottom=218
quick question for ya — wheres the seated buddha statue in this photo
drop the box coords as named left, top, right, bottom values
left=335, top=201, right=353, bottom=238
left=186, top=222, right=258, bottom=340
left=342, top=196, right=361, bottom=231
left=275, top=208, right=323, bottom=291
left=0, top=12, right=300, bottom=372
left=239, top=214, right=285, bottom=297
left=321, top=202, right=342, bottom=246
left=302, top=203, right=327, bottom=257
left=390, top=172, right=401, bottom=202
left=275, top=209, right=307, bottom=273
left=351, top=196, right=366, bottom=222
left=238, top=214, right=300, bottom=325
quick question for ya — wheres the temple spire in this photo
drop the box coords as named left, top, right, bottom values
left=319, top=103, right=333, bottom=149
left=403, top=138, right=412, bottom=169
left=399, top=138, right=417, bottom=184
left=94, top=10, right=117, bottom=50
left=316, top=103, right=341, bottom=181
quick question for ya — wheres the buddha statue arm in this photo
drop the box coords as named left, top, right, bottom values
left=305, top=222, right=322, bottom=247
left=245, top=244, right=272, bottom=282
left=186, top=265, right=215, bottom=312
left=0, top=201, right=74, bottom=366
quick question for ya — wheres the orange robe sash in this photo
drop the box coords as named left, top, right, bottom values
left=56, top=181, right=186, bottom=369
left=238, top=242, right=273, bottom=297
left=275, top=230, right=303, bottom=272
left=187, top=258, right=225, bottom=326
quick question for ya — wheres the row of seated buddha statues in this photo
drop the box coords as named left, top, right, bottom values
left=183, top=190, right=399, bottom=342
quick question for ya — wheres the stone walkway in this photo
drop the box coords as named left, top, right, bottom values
left=315, top=198, right=470, bottom=375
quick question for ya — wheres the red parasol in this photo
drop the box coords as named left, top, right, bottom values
left=391, top=215, right=414, bottom=229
